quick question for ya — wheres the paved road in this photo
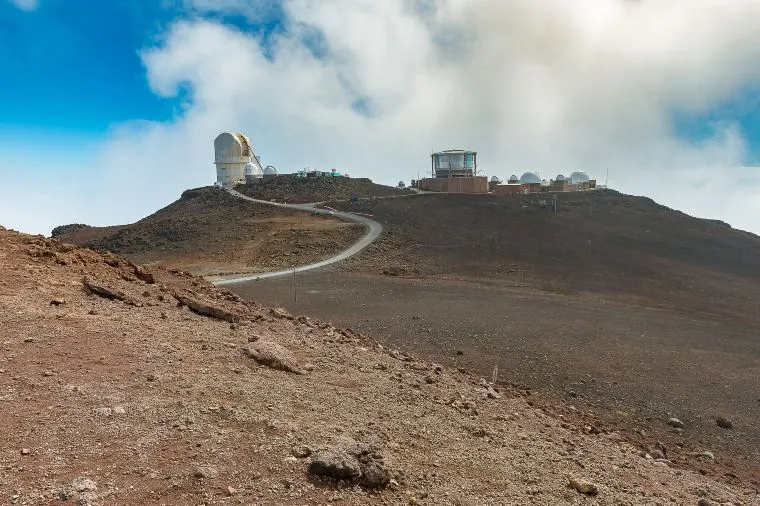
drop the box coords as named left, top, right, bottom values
left=210, top=188, right=383, bottom=286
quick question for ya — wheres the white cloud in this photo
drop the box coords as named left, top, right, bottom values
left=8, top=0, right=38, bottom=11
left=5, top=0, right=760, bottom=235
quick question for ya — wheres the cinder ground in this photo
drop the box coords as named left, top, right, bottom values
left=2, top=227, right=758, bottom=505
left=52, top=187, right=363, bottom=277
left=236, top=263, right=760, bottom=490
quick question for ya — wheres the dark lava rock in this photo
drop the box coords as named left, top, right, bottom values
left=308, top=444, right=391, bottom=489
left=308, top=450, right=361, bottom=481
left=715, top=416, right=733, bottom=429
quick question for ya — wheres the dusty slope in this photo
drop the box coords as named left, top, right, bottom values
left=52, top=187, right=363, bottom=276
left=334, top=190, right=760, bottom=322
left=1, top=227, right=757, bottom=505
left=234, top=175, right=414, bottom=204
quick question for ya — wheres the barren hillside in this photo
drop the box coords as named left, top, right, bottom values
left=0, top=226, right=756, bottom=505
left=335, top=190, right=760, bottom=321
left=52, top=187, right=363, bottom=276
left=234, top=175, right=415, bottom=203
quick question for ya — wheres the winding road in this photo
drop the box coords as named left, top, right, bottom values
left=210, top=188, right=383, bottom=286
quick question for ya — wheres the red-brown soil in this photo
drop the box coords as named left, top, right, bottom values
left=1, top=227, right=757, bottom=505
left=240, top=270, right=760, bottom=488
left=52, top=187, right=363, bottom=276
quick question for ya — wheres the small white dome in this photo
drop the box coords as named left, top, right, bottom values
left=244, top=162, right=262, bottom=176
left=569, top=171, right=590, bottom=184
left=519, top=172, right=541, bottom=184
left=264, top=165, right=278, bottom=175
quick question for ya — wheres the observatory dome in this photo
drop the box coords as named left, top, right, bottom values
left=264, top=166, right=278, bottom=175
left=244, top=162, right=262, bottom=176
left=519, top=172, right=541, bottom=185
left=569, top=171, right=590, bottom=184
left=556, top=174, right=566, bottom=181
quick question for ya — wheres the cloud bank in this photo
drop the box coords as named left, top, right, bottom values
left=4, top=0, right=760, bottom=235
left=8, top=0, right=38, bottom=11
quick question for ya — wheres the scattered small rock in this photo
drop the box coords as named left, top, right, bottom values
left=92, top=407, right=112, bottom=417
left=486, top=387, right=501, bottom=400
left=698, top=499, right=717, bottom=506
left=292, top=445, right=313, bottom=458
left=226, top=486, right=237, bottom=496
left=308, top=444, right=390, bottom=489
left=568, top=476, right=599, bottom=496
left=50, top=298, right=66, bottom=306
left=193, top=465, right=218, bottom=479
left=72, top=477, right=97, bottom=493
left=20, top=448, right=30, bottom=455
left=113, top=406, right=126, bottom=415
left=667, top=417, right=685, bottom=429
left=715, top=416, right=733, bottom=429
left=245, top=340, right=304, bottom=375
left=308, top=450, right=362, bottom=481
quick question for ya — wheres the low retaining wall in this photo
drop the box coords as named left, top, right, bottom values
left=419, top=177, right=488, bottom=194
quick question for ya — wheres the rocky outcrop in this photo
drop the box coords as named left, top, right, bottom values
left=245, top=340, right=303, bottom=374
left=174, top=294, right=240, bottom=323
left=308, top=444, right=390, bottom=489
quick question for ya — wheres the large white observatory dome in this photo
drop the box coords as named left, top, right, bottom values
left=519, top=172, right=541, bottom=184
left=264, top=166, right=278, bottom=175
left=569, top=171, right=590, bottom=184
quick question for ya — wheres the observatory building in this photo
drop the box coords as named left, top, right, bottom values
left=494, top=170, right=596, bottom=195
left=263, top=165, right=278, bottom=182
left=214, top=132, right=263, bottom=186
left=418, top=149, right=488, bottom=193
left=244, top=162, right=263, bottom=184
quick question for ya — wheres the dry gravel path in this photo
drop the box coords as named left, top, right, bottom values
left=210, top=188, right=383, bottom=285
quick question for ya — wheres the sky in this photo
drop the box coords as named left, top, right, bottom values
left=1, top=0, right=760, bottom=236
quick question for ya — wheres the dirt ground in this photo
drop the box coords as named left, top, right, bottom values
left=234, top=175, right=414, bottom=204
left=53, top=187, right=363, bottom=276
left=234, top=270, right=760, bottom=488
left=332, top=191, right=760, bottom=323
left=2, top=227, right=759, bottom=505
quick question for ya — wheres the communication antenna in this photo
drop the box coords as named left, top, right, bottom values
left=606, top=168, right=609, bottom=188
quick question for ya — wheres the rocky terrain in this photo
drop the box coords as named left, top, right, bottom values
left=1, top=226, right=756, bottom=505
left=234, top=175, right=414, bottom=204
left=52, top=187, right=363, bottom=276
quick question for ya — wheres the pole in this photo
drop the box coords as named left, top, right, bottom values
left=293, top=269, right=297, bottom=303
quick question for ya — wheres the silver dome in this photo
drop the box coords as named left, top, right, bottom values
left=519, top=172, right=541, bottom=184
left=244, top=162, right=263, bottom=176
left=569, top=171, right=590, bottom=184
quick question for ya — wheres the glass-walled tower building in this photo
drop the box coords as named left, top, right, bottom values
left=431, top=150, right=477, bottom=178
